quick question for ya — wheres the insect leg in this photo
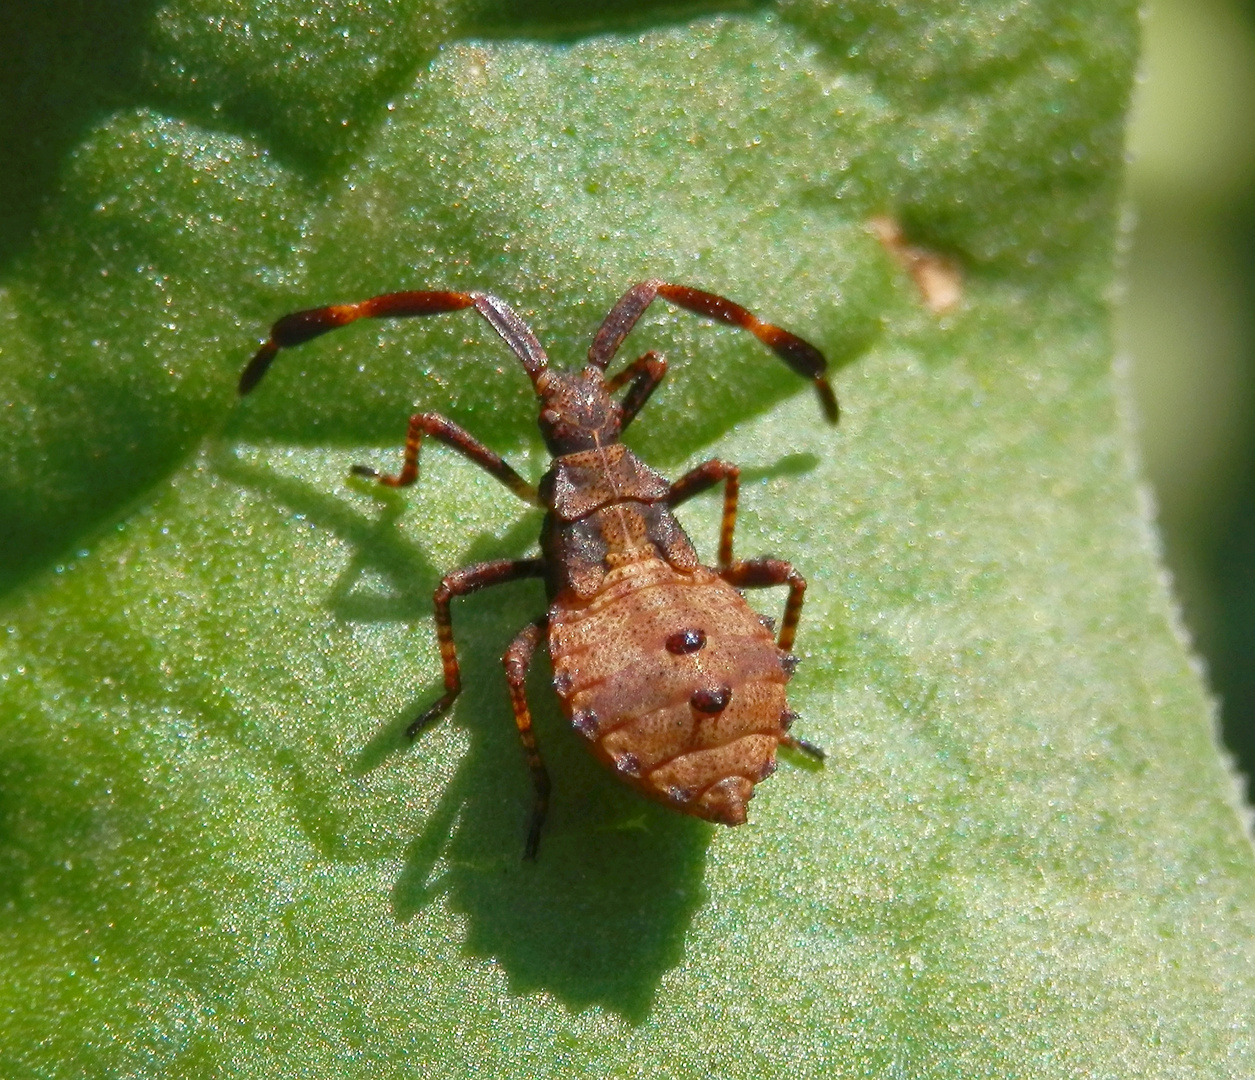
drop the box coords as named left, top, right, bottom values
left=668, top=459, right=740, bottom=568
left=502, top=618, right=551, bottom=860
left=779, top=733, right=826, bottom=761
left=351, top=412, right=538, bottom=504
left=587, top=280, right=838, bottom=422
left=721, top=557, right=826, bottom=762
left=605, top=350, right=667, bottom=431
left=239, top=290, right=549, bottom=395
left=719, top=557, right=806, bottom=652
left=406, top=558, right=546, bottom=740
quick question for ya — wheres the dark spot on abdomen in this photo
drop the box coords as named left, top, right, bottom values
left=666, top=628, right=707, bottom=655
left=690, top=685, right=731, bottom=714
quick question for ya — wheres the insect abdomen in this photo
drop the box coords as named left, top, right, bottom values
left=548, top=558, right=792, bottom=825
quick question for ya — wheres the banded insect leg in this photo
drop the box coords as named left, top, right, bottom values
left=605, top=350, right=667, bottom=432
left=668, top=459, right=740, bottom=568
left=351, top=412, right=537, bottom=504
left=720, top=556, right=824, bottom=762
left=503, top=618, right=551, bottom=860
left=777, top=732, right=826, bottom=760
left=406, top=558, right=546, bottom=740
left=720, top=556, right=805, bottom=652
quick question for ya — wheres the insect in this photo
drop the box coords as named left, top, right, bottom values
left=239, top=280, right=837, bottom=858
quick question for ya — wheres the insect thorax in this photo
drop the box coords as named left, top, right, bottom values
left=539, top=444, right=701, bottom=600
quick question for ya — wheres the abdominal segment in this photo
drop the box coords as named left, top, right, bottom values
left=548, top=558, right=791, bottom=825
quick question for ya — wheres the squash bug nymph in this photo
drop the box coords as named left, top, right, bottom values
left=239, top=280, right=835, bottom=858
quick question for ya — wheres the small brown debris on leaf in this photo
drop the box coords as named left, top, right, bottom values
left=870, top=215, right=963, bottom=314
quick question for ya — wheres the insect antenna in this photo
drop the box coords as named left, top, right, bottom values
left=238, top=289, right=549, bottom=395
left=588, top=279, right=838, bottom=423
left=470, top=293, right=549, bottom=385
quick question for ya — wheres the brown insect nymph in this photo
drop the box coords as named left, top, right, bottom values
left=239, top=280, right=836, bottom=858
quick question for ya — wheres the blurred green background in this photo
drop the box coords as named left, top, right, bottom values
left=1121, top=0, right=1255, bottom=787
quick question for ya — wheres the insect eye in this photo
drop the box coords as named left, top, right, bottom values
left=665, top=628, right=707, bottom=654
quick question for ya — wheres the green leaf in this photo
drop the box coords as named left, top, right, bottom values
left=3, top=2, right=1253, bottom=1077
